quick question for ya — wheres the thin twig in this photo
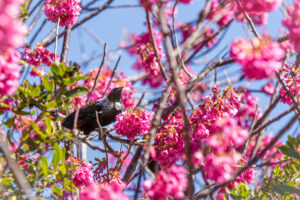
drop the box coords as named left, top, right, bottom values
left=145, top=9, right=168, bottom=81
left=86, top=43, right=107, bottom=104
left=54, top=18, right=60, bottom=61
left=235, top=0, right=261, bottom=39
left=102, top=56, right=121, bottom=97
left=60, top=25, right=72, bottom=63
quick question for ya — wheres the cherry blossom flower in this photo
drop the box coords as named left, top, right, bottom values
left=154, top=112, right=185, bottom=168
left=207, top=0, right=235, bottom=26
left=80, top=181, right=130, bottom=200
left=279, top=65, right=300, bottom=105
left=0, top=0, right=26, bottom=55
left=238, top=0, right=282, bottom=13
left=44, top=0, right=81, bottom=26
left=0, top=50, right=21, bottom=95
left=73, top=162, right=94, bottom=188
left=262, top=82, right=275, bottom=95
left=143, top=165, right=187, bottom=200
left=125, top=30, right=165, bottom=87
left=24, top=44, right=58, bottom=67
left=230, top=37, right=284, bottom=79
left=114, top=107, right=154, bottom=140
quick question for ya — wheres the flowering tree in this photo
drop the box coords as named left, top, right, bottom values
left=0, top=0, right=299, bottom=199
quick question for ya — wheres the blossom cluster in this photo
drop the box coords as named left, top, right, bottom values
left=188, top=86, right=251, bottom=183
left=279, top=65, right=300, bottom=105
left=154, top=112, right=185, bottom=168
left=206, top=0, right=235, bottom=26
left=126, top=31, right=165, bottom=88
left=217, top=160, right=255, bottom=198
left=24, top=44, right=58, bottom=67
left=0, top=0, right=26, bottom=55
left=143, top=165, right=187, bottom=200
left=0, top=51, right=22, bottom=95
left=207, top=0, right=282, bottom=25
left=236, top=91, right=262, bottom=128
left=282, top=1, right=300, bottom=52
left=190, top=86, right=241, bottom=136
left=73, top=162, right=94, bottom=188
left=114, top=107, right=154, bottom=140
left=238, top=0, right=282, bottom=13
left=80, top=182, right=130, bottom=200
left=203, top=118, right=249, bottom=183
left=44, top=0, right=81, bottom=26
left=230, top=37, right=284, bottom=80
left=74, top=67, right=136, bottom=108
left=0, top=0, right=26, bottom=96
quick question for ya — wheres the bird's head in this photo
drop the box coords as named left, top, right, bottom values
left=107, top=87, right=123, bottom=102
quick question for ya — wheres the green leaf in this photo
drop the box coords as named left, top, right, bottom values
left=42, top=77, right=54, bottom=92
left=50, top=63, right=63, bottom=77
left=52, top=148, right=60, bottom=168
left=63, top=177, right=71, bottom=186
left=61, top=147, right=66, bottom=164
left=65, top=87, right=88, bottom=98
left=59, top=164, right=67, bottom=175
left=29, top=86, right=40, bottom=97
left=12, top=110, right=32, bottom=115
left=272, top=185, right=300, bottom=196
left=45, top=117, right=52, bottom=135
left=279, top=146, right=300, bottom=160
left=44, top=101, right=56, bottom=109
left=28, top=121, right=43, bottom=136
left=51, top=185, right=63, bottom=196
left=40, top=156, right=48, bottom=177
left=23, top=143, right=29, bottom=152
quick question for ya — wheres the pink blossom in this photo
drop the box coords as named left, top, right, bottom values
left=204, top=153, right=241, bottom=183
left=143, top=165, right=187, bottom=200
left=73, top=162, right=94, bottom=188
left=80, top=182, right=130, bottom=200
left=236, top=91, right=262, bottom=129
left=279, top=66, right=300, bottom=105
left=0, top=0, right=26, bottom=55
left=126, top=31, right=165, bottom=88
left=179, top=0, right=193, bottom=4
left=207, top=0, right=235, bottom=26
left=262, top=82, right=275, bottom=95
left=238, top=0, right=282, bottom=13
left=154, top=112, right=185, bottom=168
left=282, top=1, right=300, bottom=52
left=24, top=44, right=58, bottom=67
left=0, top=97, right=14, bottom=112
left=230, top=37, right=284, bottom=79
left=0, top=0, right=25, bottom=97
left=44, top=0, right=81, bottom=26
left=0, top=50, right=21, bottom=95
left=207, top=118, right=249, bottom=153
left=30, top=67, right=45, bottom=77
left=114, top=107, right=154, bottom=140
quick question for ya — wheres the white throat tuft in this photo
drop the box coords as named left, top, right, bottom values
left=115, top=102, right=122, bottom=110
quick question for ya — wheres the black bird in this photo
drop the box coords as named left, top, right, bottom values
left=62, top=87, right=124, bottom=134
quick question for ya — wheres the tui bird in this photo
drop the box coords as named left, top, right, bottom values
left=62, top=87, right=124, bottom=134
